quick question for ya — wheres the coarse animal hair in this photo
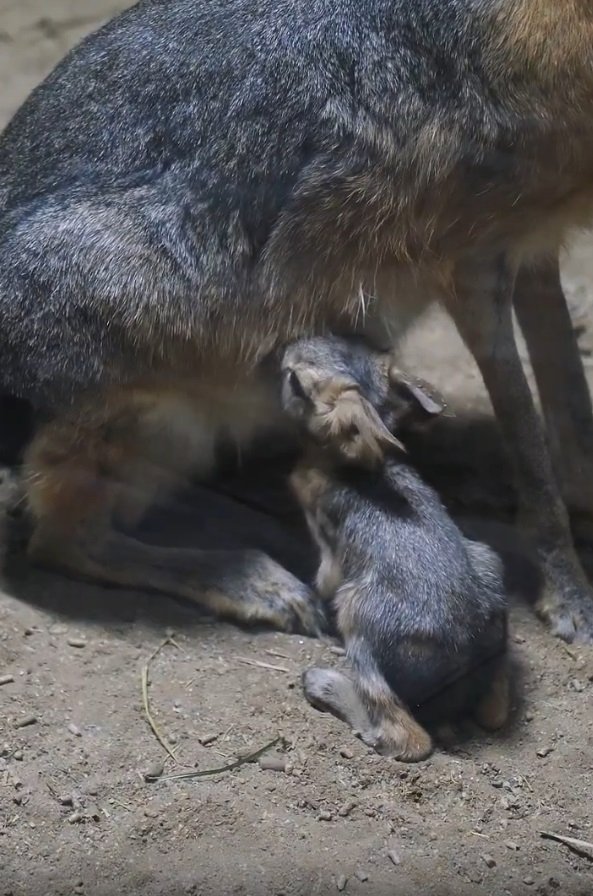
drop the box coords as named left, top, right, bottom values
left=0, top=0, right=593, bottom=640
left=283, top=336, right=509, bottom=759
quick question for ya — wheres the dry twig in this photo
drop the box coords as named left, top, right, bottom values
left=237, top=656, right=291, bottom=673
left=540, top=831, right=593, bottom=861
left=141, top=636, right=179, bottom=761
left=146, top=736, right=282, bottom=782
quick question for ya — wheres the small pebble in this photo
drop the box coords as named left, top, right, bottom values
left=329, top=646, right=346, bottom=656
left=14, top=714, right=37, bottom=729
left=525, top=711, right=534, bottom=722
left=338, top=800, right=357, bottom=818
left=259, top=755, right=287, bottom=773
left=167, top=735, right=178, bottom=745
left=59, top=795, right=74, bottom=806
left=481, top=854, right=496, bottom=869
left=354, top=869, right=369, bottom=882
left=67, top=723, right=82, bottom=737
left=13, top=750, right=23, bottom=761
left=199, top=733, right=219, bottom=746
left=387, top=849, right=401, bottom=866
left=318, top=810, right=333, bottom=822
left=523, top=876, right=534, bottom=886
left=0, top=675, right=14, bottom=687
left=67, top=638, right=87, bottom=649
left=504, top=840, right=520, bottom=851
left=144, top=761, right=165, bottom=782
left=339, top=746, right=354, bottom=759
left=68, top=811, right=83, bottom=824
left=536, top=746, right=554, bottom=758
left=336, top=874, right=347, bottom=892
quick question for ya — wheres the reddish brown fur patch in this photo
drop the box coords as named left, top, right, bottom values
left=354, top=672, right=433, bottom=761
left=374, top=711, right=433, bottom=762
left=488, top=1, right=593, bottom=88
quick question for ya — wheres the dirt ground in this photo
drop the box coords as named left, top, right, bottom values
left=1, top=4, right=593, bottom=896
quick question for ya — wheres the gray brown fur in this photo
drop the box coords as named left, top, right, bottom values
left=0, top=1, right=593, bottom=640
left=283, top=335, right=509, bottom=760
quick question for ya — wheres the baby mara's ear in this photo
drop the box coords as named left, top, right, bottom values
left=387, top=365, right=448, bottom=428
left=324, top=386, right=406, bottom=467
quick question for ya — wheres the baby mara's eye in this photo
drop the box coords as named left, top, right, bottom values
left=289, top=370, right=308, bottom=401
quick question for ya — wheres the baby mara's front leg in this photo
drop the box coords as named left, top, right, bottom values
left=308, top=511, right=343, bottom=601
left=291, top=465, right=344, bottom=625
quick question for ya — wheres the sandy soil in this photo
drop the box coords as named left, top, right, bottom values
left=1, top=4, right=593, bottom=896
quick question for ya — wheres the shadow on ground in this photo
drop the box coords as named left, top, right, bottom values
left=2, top=410, right=545, bottom=632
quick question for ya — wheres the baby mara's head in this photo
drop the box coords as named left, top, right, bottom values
left=281, top=336, right=446, bottom=468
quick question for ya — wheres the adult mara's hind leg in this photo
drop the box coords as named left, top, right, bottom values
left=513, top=257, right=593, bottom=535
left=22, top=387, right=325, bottom=636
left=447, top=256, right=593, bottom=644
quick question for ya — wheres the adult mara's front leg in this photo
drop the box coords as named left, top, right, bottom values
left=445, top=255, right=593, bottom=644
left=21, top=387, right=326, bottom=638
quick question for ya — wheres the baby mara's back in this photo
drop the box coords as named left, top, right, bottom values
left=315, top=452, right=508, bottom=723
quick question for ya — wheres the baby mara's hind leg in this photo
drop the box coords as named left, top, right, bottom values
left=303, top=643, right=433, bottom=762
left=23, top=388, right=324, bottom=636
left=347, top=636, right=433, bottom=761
left=302, top=667, right=377, bottom=741
left=303, top=666, right=432, bottom=762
